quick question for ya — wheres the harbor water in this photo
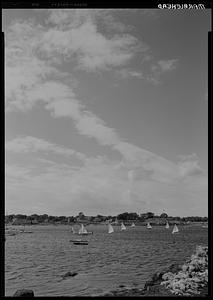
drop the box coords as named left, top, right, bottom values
left=5, top=224, right=208, bottom=296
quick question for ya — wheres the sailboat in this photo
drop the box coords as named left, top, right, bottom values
left=165, top=221, right=170, bottom=229
left=20, top=224, right=33, bottom=234
left=78, top=224, right=93, bottom=235
left=121, top=222, right=126, bottom=231
left=172, top=224, right=179, bottom=234
left=147, top=222, right=152, bottom=229
left=108, top=223, right=114, bottom=234
left=202, top=222, right=208, bottom=228
left=131, top=222, right=135, bottom=227
left=71, top=226, right=78, bottom=234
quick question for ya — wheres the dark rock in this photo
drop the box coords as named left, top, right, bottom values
left=198, top=284, right=208, bottom=297
left=168, top=263, right=181, bottom=274
left=13, top=289, right=34, bottom=297
left=62, top=271, right=78, bottom=279
left=151, top=271, right=164, bottom=282
left=144, top=280, right=154, bottom=290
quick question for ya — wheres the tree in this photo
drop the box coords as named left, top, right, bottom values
left=128, top=212, right=139, bottom=220
left=68, top=216, right=75, bottom=223
left=15, top=214, right=27, bottom=219
left=160, top=213, right=168, bottom=218
left=147, top=212, right=154, bottom=218
left=78, top=212, right=85, bottom=219
left=117, top=212, right=129, bottom=220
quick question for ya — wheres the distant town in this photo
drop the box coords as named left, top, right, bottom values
left=5, top=211, right=208, bottom=226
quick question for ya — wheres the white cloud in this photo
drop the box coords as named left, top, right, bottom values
left=115, top=68, right=143, bottom=79
left=46, top=9, right=134, bottom=34
left=5, top=17, right=203, bottom=188
left=6, top=136, right=87, bottom=162
left=158, top=59, right=178, bottom=72
left=148, top=59, right=178, bottom=84
left=5, top=156, right=208, bottom=216
left=4, top=11, right=207, bottom=216
left=177, top=153, right=204, bottom=177
left=40, top=20, right=139, bottom=71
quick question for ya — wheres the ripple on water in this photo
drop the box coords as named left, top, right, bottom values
left=5, top=225, right=208, bottom=296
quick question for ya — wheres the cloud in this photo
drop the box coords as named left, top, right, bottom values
left=148, top=59, right=178, bottom=84
left=5, top=16, right=204, bottom=188
left=115, top=68, right=143, bottom=79
left=6, top=136, right=87, bottom=162
left=5, top=156, right=208, bottom=216
left=46, top=9, right=133, bottom=33
left=114, top=141, right=180, bottom=183
left=157, top=59, right=178, bottom=72
left=40, top=21, right=139, bottom=72
left=4, top=11, right=207, bottom=216
left=177, top=153, right=204, bottom=177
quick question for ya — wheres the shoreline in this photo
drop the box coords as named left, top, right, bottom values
left=101, top=245, right=208, bottom=297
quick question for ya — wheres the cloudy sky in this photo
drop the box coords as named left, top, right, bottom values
left=4, top=9, right=210, bottom=216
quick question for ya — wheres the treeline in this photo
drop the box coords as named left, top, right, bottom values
left=5, top=211, right=208, bottom=224
left=116, top=212, right=207, bottom=222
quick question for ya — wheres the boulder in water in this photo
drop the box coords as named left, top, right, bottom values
left=13, top=289, right=34, bottom=297
left=62, top=271, right=78, bottom=279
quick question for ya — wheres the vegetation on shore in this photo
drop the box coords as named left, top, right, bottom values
left=160, top=245, right=208, bottom=296
left=102, top=245, right=208, bottom=297
left=5, top=211, right=208, bottom=226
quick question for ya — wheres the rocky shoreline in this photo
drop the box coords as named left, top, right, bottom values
left=101, top=245, right=208, bottom=297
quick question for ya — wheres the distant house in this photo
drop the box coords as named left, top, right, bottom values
left=140, top=212, right=154, bottom=219
left=93, top=217, right=102, bottom=223
left=76, top=215, right=92, bottom=223
left=31, top=219, right=39, bottom=224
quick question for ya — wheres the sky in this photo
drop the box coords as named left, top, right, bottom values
left=3, top=8, right=210, bottom=217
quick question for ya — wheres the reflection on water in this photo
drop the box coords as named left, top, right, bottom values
left=5, top=224, right=208, bottom=296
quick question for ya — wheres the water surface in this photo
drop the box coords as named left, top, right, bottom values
left=5, top=224, right=208, bottom=296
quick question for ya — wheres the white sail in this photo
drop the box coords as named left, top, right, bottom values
left=71, top=226, right=76, bottom=234
left=165, top=221, right=169, bottom=229
left=121, top=222, right=126, bottom=231
left=79, top=224, right=88, bottom=234
left=108, top=223, right=114, bottom=234
left=172, top=224, right=179, bottom=234
left=147, top=222, right=152, bottom=229
left=131, top=222, right=135, bottom=227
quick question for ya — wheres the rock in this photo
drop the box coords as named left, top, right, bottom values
left=62, top=271, right=78, bottom=279
left=168, top=263, right=181, bottom=274
left=13, top=289, right=34, bottom=297
left=144, top=280, right=154, bottom=290
left=162, top=272, right=175, bottom=281
left=152, top=271, right=163, bottom=282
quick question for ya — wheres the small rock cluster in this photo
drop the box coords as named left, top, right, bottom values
left=13, top=289, right=34, bottom=297
left=160, top=245, right=208, bottom=296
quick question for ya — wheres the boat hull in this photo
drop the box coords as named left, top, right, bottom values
left=73, top=242, right=88, bottom=245
left=70, top=239, right=88, bottom=245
